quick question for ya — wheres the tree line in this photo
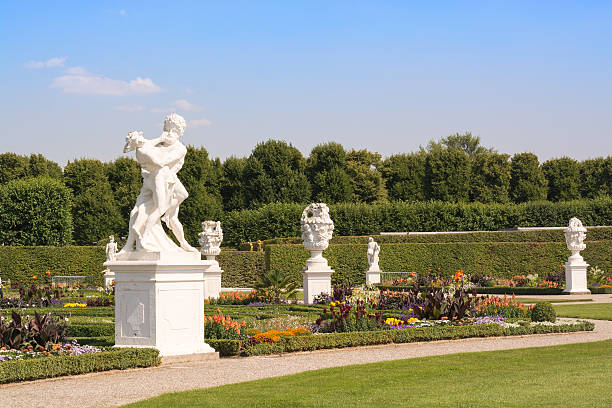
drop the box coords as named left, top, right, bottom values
left=0, top=133, right=610, bottom=245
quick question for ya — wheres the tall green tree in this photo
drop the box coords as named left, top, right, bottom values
left=424, top=148, right=471, bottom=202
left=63, top=159, right=122, bottom=244
left=0, top=153, right=29, bottom=184
left=28, top=154, right=62, bottom=179
left=380, top=152, right=426, bottom=202
left=220, top=156, right=248, bottom=211
left=106, top=157, right=142, bottom=236
left=579, top=157, right=610, bottom=199
left=178, top=146, right=224, bottom=244
left=243, top=140, right=311, bottom=207
left=542, top=157, right=580, bottom=202
left=426, top=132, right=495, bottom=157
left=306, top=142, right=353, bottom=203
left=469, top=153, right=511, bottom=203
left=346, top=149, right=387, bottom=203
left=509, top=153, right=548, bottom=203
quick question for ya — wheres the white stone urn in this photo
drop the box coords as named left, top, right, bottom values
left=199, top=221, right=223, bottom=262
left=563, top=217, right=590, bottom=294
left=300, top=203, right=335, bottom=303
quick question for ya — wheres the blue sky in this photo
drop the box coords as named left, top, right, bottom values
left=1, top=1, right=611, bottom=165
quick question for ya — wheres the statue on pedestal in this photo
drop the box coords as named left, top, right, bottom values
left=118, top=113, right=197, bottom=255
left=105, top=235, right=118, bottom=262
left=366, top=237, right=380, bottom=271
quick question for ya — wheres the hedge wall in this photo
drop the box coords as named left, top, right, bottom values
left=0, top=246, right=106, bottom=286
left=266, top=241, right=612, bottom=286
left=259, top=226, right=612, bottom=247
left=218, top=250, right=265, bottom=287
left=222, top=198, right=612, bottom=247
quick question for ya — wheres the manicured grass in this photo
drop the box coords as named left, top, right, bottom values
left=554, top=303, right=612, bottom=320
left=123, top=340, right=612, bottom=408
left=514, top=297, right=593, bottom=304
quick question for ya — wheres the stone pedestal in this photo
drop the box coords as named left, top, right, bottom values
left=103, top=269, right=115, bottom=289
left=202, top=258, right=223, bottom=299
left=302, top=250, right=334, bottom=304
left=105, top=251, right=216, bottom=357
left=365, top=268, right=381, bottom=285
left=563, top=258, right=591, bottom=295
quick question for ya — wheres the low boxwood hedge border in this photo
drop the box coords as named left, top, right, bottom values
left=589, top=287, right=612, bottom=294
left=243, top=321, right=594, bottom=356
left=376, top=286, right=566, bottom=295
left=0, top=347, right=160, bottom=384
left=207, top=339, right=242, bottom=357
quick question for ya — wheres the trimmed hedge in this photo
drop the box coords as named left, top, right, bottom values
left=0, top=246, right=106, bottom=286
left=376, top=286, right=566, bottom=295
left=266, top=241, right=612, bottom=285
left=222, top=198, right=612, bottom=247
left=218, top=250, right=265, bottom=287
left=260, top=226, right=612, bottom=247
left=244, top=321, right=594, bottom=356
left=207, top=339, right=242, bottom=356
left=69, top=322, right=114, bottom=337
left=590, top=287, right=612, bottom=294
left=0, top=347, right=160, bottom=384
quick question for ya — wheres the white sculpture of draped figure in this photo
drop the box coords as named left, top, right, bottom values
left=118, top=113, right=197, bottom=256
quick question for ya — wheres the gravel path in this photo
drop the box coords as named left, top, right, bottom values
left=1, top=318, right=611, bottom=408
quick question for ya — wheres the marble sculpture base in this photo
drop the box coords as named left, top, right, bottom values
left=104, top=251, right=216, bottom=356
left=302, top=256, right=334, bottom=304
left=563, top=260, right=591, bottom=295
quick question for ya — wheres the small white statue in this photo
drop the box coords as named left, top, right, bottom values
left=118, top=113, right=197, bottom=255
left=565, top=217, right=587, bottom=261
left=366, top=237, right=380, bottom=271
left=105, top=235, right=118, bottom=262
left=199, top=221, right=223, bottom=260
left=301, top=203, right=334, bottom=252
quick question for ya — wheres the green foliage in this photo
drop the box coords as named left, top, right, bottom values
left=381, top=152, right=426, bottom=201
left=530, top=302, right=557, bottom=322
left=0, top=348, right=160, bottom=384
left=222, top=198, right=612, bottom=247
left=469, top=153, right=511, bottom=203
left=346, top=149, right=387, bottom=203
left=579, top=158, right=610, bottom=199
left=255, top=269, right=299, bottom=302
left=178, top=146, right=224, bottom=244
left=106, top=157, right=142, bottom=237
left=306, top=142, right=353, bottom=203
left=0, top=152, right=30, bottom=184
left=424, top=148, right=470, bottom=202
left=206, top=339, right=242, bottom=356
left=0, top=177, right=73, bottom=245
left=63, top=159, right=123, bottom=245
left=510, top=153, right=548, bottom=203
left=243, top=140, right=311, bottom=207
left=266, top=240, right=612, bottom=286
left=542, top=157, right=581, bottom=201
left=68, top=322, right=114, bottom=337
left=27, top=154, right=62, bottom=179
left=220, top=156, right=248, bottom=211
left=426, top=132, right=495, bottom=157
left=0, top=246, right=106, bottom=286
left=218, top=251, right=265, bottom=287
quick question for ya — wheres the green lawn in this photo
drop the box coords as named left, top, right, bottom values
left=514, top=297, right=593, bottom=304
left=123, top=340, right=612, bottom=408
left=553, top=303, right=612, bottom=320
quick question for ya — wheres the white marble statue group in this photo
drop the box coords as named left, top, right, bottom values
left=119, top=113, right=197, bottom=255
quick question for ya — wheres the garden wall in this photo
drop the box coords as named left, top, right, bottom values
left=265, top=241, right=612, bottom=285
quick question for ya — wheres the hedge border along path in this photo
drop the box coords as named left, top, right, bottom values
left=1, top=318, right=609, bottom=408
left=266, top=240, right=612, bottom=285
left=0, top=348, right=160, bottom=384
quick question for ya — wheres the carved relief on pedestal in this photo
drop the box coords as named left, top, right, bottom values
left=564, top=217, right=587, bottom=261
left=301, top=203, right=334, bottom=253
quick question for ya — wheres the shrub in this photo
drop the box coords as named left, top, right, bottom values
left=530, top=302, right=556, bottom=323
left=0, top=177, right=73, bottom=246
left=206, top=339, right=242, bottom=356
left=0, top=311, right=68, bottom=350
left=0, top=348, right=160, bottom=384
left=218, top=251, right=265, bottom=287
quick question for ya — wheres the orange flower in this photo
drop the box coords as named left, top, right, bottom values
left=45, top=270, right=51, bottom=276
left=32, top=275, right=37, bottom=280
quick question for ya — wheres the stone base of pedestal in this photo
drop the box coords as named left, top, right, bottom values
left=202, top=260, right=223, bottom=299
left=104, top=251, right=216, bottom=357
left=563, top=261, right=590, bottom=295
left=302, top=270, right=333, bottom=304
left=365, top=268, right=381, bottom=285
left=103, top=269, right=115, bottom=289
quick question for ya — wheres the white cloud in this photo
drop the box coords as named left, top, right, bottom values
left=25, top=56, right=67, bottom=69
left=51, top=71, right=162, bottom=95
left=151, top=99, right=203, bottom=113
left=189, top=118, right=213, bottom=128
left=64, top=66, right=88, bottom=75
left=115, top=104, right=144, bottom=112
